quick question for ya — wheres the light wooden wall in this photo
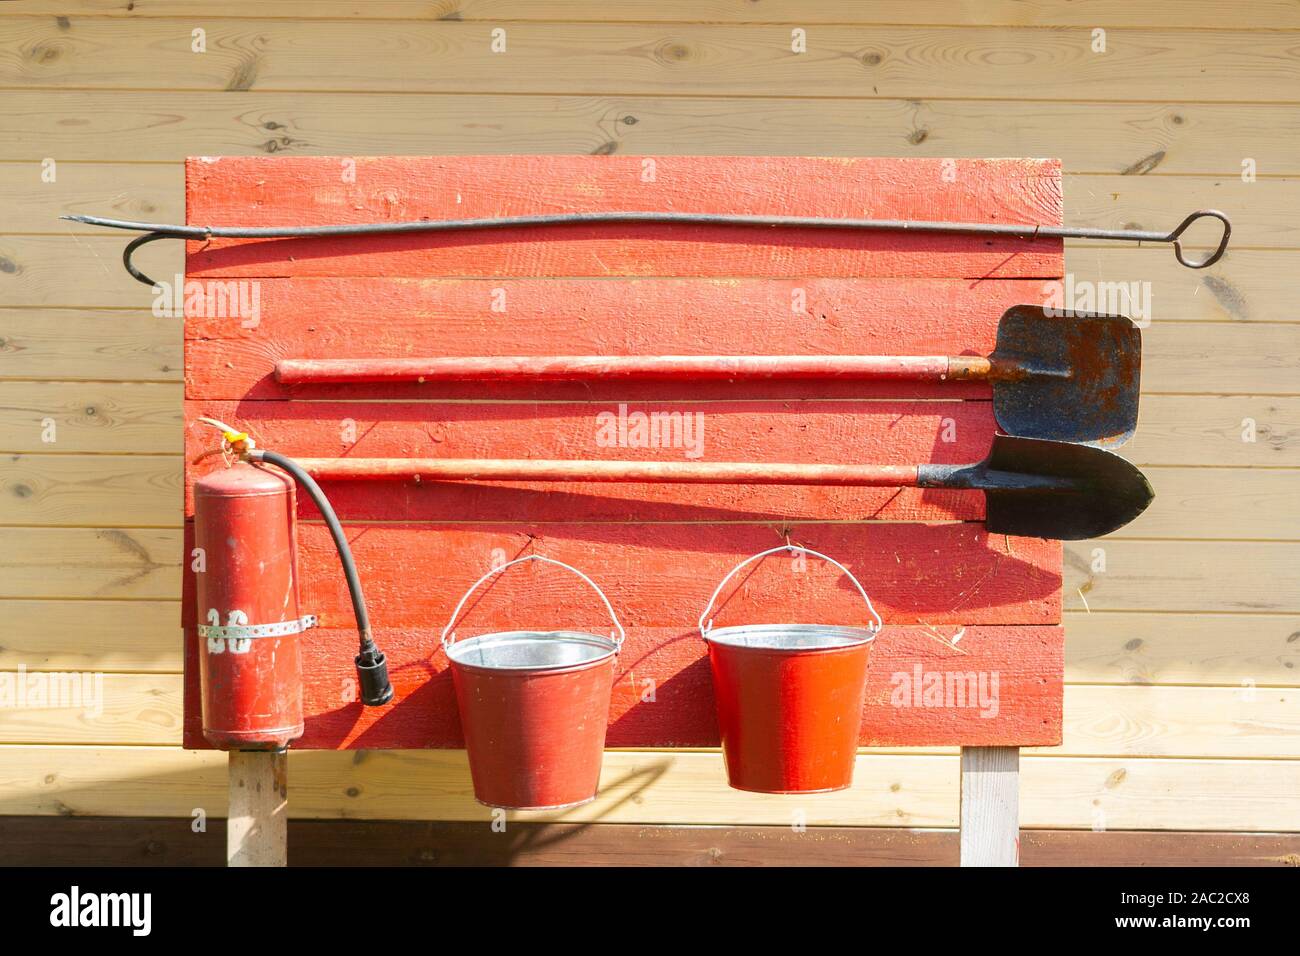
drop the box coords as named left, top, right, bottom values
left=1, top=1, right=1296, bottom=832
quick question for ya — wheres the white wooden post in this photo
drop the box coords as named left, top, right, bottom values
left=960, top=746, right=1019, bottom=866
left=227, top=750, right=288, bottom=867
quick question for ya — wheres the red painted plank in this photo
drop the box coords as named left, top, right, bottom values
left=184, top=399, right=994, bottom=521
left=182, top=623, right=1062, bottom=750
left=183, top=521, right=1061, bottom=630
left=199, top=476, right=980, bottom=525
left=183, top=156, right=1063, bottom=279
left=183, top=276, right=1046, bottom=401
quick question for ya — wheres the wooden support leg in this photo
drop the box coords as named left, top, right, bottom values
left=960, top=746, right=1019, bottom=867
left=227, top=750, right=288, bottom=867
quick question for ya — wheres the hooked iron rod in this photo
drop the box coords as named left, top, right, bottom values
left=64, top=208, right=1231, bottom=286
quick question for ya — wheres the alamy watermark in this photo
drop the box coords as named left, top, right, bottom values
left=1042, top=275, right=1151, bottom=326
left=152, top=275, right=261, bottom=328
left=0, top=665, right=103, bottom=719
left=890, top=665, right=999, bottom=718
left=595, top=404, right=705, bottom=459
left=50, top=886, right=150, bottom=936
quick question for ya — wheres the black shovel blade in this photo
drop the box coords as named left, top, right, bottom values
left=991, top=305, right=1141, bottom=448
left=982, top=434, right=1154, bottom=540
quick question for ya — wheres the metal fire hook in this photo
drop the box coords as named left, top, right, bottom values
left=64, top=207, right=1232, bottom=287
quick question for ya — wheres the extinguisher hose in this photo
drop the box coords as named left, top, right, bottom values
left=252, top=448, right=395, bottom=707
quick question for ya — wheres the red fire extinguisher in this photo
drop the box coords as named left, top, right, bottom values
left=193, top=419, right=393, bottom=750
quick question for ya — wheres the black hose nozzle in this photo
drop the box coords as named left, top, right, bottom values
left=355, top=637, right=394, bottom=707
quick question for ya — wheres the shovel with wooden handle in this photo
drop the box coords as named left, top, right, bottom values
left=254, top=434, right=1153, bottom=540
left=273, top=306, right=1142, bottom=448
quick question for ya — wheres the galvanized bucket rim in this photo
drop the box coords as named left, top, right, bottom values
left=703, top=622, right=877, bottom=652
left=445, top=628, right=619, bottom=672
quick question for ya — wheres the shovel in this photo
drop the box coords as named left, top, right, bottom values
left=273, top=306, right=1141, bottom=448
left=264, top=434, right=1153, bottom=540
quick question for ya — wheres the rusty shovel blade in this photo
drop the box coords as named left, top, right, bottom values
left=990, top=305, right=1142, bottom=448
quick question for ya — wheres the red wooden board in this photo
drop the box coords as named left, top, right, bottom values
left=183, top=522, right=1062, bottom=629
left=184, top=624, right=1062, bottom=749
left=184, top=399, right=994, bottom=522
left=181, top=526, right=1062, bottom=747
left=184, top=156, right=1062, bottom=280
left=182, top=155, right=1065, bottom=751
left=183, top=276, right=1047, bottom=402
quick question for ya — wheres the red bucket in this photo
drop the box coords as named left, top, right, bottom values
left=700, top=546, right=881, bottom=794
left=441, top=555, right=625, bottom=810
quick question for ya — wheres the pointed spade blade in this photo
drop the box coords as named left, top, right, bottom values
left=981, top=434, right=1154, bottom=539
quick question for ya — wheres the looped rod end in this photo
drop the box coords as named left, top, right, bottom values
left=1165, top=209, right=1231, bottom=269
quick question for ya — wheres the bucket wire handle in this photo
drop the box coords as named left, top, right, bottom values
left=440, top=554, right=626, bottom=653
left=698, top=545, right=883, bottom=639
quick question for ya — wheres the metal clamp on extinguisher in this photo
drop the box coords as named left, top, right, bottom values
left=194, top=418, right=394, bottom=751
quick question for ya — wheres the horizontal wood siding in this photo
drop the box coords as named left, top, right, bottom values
left=0, top=0, right=1294, bottom=837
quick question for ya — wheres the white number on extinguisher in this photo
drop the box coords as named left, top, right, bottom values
left=206, top=609, right=251, bottom=655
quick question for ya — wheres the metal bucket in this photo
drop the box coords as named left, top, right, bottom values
left=440, top=555, right=625, bottom=810
left=700, top=546, right=881, bottom=794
